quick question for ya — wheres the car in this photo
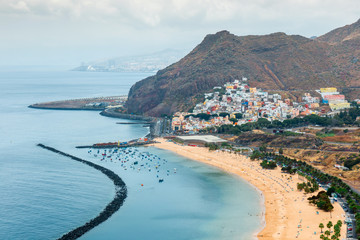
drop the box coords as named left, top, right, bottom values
left=347, top=227, right=353, bottom=231
left=347, top=234, right=353, bottom=238
left=347, top=223, right=353, bottom=227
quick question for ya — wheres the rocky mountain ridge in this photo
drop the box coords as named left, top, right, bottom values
left=126, top=19, right=360, bottom=116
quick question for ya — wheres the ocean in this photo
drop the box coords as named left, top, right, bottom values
left=0, top=66, right=262, bottom=240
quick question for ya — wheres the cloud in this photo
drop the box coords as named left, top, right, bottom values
left=9, top=1, right=31, bottom=13
left=1, top=0, right=359, bottom=28
left=0, top=0, right=359, bottom=65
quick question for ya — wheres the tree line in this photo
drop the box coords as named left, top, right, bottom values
left=250, top=151, right=360, bottom=238
left=203, top=104, right=360, bottom=135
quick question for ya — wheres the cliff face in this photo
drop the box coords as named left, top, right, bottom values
left=127, top=20, right=360, bottom=116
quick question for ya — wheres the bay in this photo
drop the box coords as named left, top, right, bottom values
left=0, top=67, right=262, bottom=240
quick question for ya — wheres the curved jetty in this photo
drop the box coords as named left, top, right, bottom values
left=37, top=144, right=127, bottom=240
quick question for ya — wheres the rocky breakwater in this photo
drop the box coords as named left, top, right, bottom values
left=37, top=144, right=127, bottom=240
left=100, top=108, right=171, bottom=137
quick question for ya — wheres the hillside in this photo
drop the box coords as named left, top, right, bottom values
left=317, top=19, right=360, bottom=44
left=317, top=19, right=360, bottom=96
left=126, top=19, right=360, bottom=116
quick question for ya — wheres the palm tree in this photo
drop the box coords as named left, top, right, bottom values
left=319, top=223, right=325, bottom=233
left=333, top=224, right=340, bottom=236
left=325, top=230, right=331, bottom=238
left=336, top=220, right=342, bottom=227
left=327, top=221, right=333, bottom=232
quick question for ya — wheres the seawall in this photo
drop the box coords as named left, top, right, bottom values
left=37, top=144, right=127, bottom=240
left=100, top=109, right=165, bottom=138
left=100, top=108, right=154, bottom=121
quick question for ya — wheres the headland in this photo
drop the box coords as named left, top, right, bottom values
left=29, top=96, right=127, bottom=111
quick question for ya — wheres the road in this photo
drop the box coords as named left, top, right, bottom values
left=337, top=198, right=357, bottom=239
left=306, top=126, right=360, bottom=130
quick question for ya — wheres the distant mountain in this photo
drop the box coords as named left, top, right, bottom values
left=72, top=49, right=186, bottom=72
left=126, top=19, right=360, bottom=116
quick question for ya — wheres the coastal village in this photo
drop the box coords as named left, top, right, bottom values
left=171, top=77, right=353, bottom=133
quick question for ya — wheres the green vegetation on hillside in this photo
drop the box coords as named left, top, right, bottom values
left=344, top=154, right=360, bottom=170
left=276, top=131, right=302, bottom=136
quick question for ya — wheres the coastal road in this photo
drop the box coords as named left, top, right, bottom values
left=306, top=126, right=360, bottom=131
left=347, top=214, right=356, bottom=239
left=337, top=198, right=357, bottom=239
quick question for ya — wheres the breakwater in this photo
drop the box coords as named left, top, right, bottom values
left=100, top=109, right=171, bottom=137
left=116, top=122, right=150, bottom=125
left=37, top=144, right=127, bottom=240
left=100, top=108, right=154, bottom=121
left=76, top=139, right=157, bottom=149
left=100, top=109, right=157, bottom=137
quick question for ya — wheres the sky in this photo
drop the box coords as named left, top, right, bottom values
left=0, top=0, right=359, bottom=66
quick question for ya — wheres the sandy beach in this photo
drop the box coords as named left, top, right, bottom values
left=154, top=138, right=346, bottom=240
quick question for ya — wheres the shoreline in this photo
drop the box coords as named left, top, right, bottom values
left=252, top=182, right=266, bottom=239
left=153, top=138, right=346, bottom=240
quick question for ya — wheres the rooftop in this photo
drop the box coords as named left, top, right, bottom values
left=176, top=135, right=227, bottom=143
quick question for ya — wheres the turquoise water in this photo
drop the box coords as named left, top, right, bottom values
left=0, top=67, right=262, bottom=240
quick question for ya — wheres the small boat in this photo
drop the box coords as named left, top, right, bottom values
left=159, top=179, right=164, bottom=183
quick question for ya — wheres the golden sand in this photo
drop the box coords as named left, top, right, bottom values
left=153, top=138, right=346, bottom=240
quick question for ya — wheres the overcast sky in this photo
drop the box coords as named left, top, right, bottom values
left=0, top=0, right=359, bottom=66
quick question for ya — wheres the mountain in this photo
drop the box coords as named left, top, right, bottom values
left=72, top=49, right=186, bottom=72
left=317, top=19, right=360, bottom=44
left=126, top=19, right=360, bottom=116
left=316, top=19, right=360, bottom=90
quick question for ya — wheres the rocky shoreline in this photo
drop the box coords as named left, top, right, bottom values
left=100, top=108, right=155, bottom=121
left=37, top=144, right=127, bottom=240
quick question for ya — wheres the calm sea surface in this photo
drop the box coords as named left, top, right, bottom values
left=0, top=67, right=262, bottom=240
